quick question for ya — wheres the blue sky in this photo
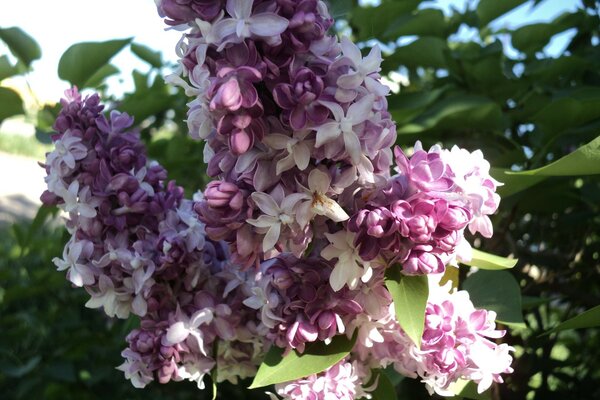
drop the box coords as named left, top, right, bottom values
left=0, top=0, right=580, bottom=106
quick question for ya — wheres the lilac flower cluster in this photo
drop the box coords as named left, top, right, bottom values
left=42, top=0, right=513, bottom=398
left=354, top=280, right=514, bottom=396
left=151, top=0, right=511, bottom=397
left=42, top=89, right=265, bottom=388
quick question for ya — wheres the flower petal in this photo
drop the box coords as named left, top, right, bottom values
left=315, top=121, right=341, bottom=148
left=249, top=14, right=289, bottom=36
left=262, top=223, right=281, bottom=252
left=348, top=94, right=374, bottom=125
left=251, top=192, right=280, bottom=216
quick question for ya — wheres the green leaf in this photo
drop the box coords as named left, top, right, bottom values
left=491, top=167, right=547, bottom=197
left=533, top=88, right=600, bottom=135
left=382, top=9, right=446, bottom=40
left=543, top=305, right=600, bottom=335
left=385, top=269, right=428, bottom=348
left=368, top=369, right=397, bottom=400
left=119, top=73, right=175, bottom=122
left=83, top=64, right=120, bottom=88
left=448, top=379, right=491, bottom=400
left=58, top=38, right=132, bottom=88
left=0, top=55, right=19, bottom=81
left=249, top=333, right=357, bottom=389
left=383, top=37, right=448, bottom=71
left=461, top=249, right=518, bottom=270
left=477, top=0, right=528, bottom=25
left=463, top=270, right=524, bottom=326
left=511, top=12, right=580, bottom=54
left=492, top=135, right=600, bottom=197
left=396, top=94, right=503, bottom=134
left=0, top=27, right=41, bottom=67
left=0, top=86, right=24, bottom=123
left=507, top=135, right=600, bottom=176
left=350, top=1, right=421, bottom=41
left=130, top=43, right=162, bottom=68
left=0, top=355, right=41, bottom=378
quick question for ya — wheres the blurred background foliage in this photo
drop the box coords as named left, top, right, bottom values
left=1, top=0, right=599, bottom=399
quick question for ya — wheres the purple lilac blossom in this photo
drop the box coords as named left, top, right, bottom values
left=42, top=0, right=512, bottom=396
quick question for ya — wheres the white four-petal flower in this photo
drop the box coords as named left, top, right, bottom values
left=246, top=191, right=305, bottom=252
left=315, top=94, right=374, bottom=165
left=295, top=169, right=350, bottom=229
left=321, top=230, right=373, bottom=291
left=262, top=130, right=312, bottom=175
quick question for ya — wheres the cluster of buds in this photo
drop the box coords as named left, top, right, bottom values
left=41, top=0, right=514, bottom=398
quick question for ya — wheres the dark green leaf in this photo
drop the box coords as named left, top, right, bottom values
left=385, top=268, right=428, bottom=348
left=249, top=333, right=357, bottom=389
left=396, top=94, right=503, bottom=134
left=463, top=270, right=524, bottom=326
left=461, top=249, right=518, bottom=270
left=58, top=38, right=132, bottom=88
left=543, top=305, right=600, bottom=335
left=368, top=369, right=397, bottom=400
left=477, top=0, right=528, bottom=25
left=130, top=43, right=162, bottom=68
left=0, top=355, right=41, bottom=378
left=533, top=88, right=600, bottom=135
left=350, top=1, right=421, bottom=41
left=0, top=86, right=24, bottom=122
left=383, top=37, right=448, bottom=71
left=0, top=55, right=19, bottom=81
left=382, top=9, right=446, bottom=40
left=0, top=27, right=41, bottom=67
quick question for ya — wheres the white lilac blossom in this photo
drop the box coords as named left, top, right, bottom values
left=42, top=0, right=513, bottom=397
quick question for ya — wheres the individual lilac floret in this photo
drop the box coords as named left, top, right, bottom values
left=245, top=254, right=362, bottom=353
left=157, top=0, right=224, bottom=26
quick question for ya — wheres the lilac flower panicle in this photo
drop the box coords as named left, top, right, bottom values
left=42, top=0, right=513, bottom=397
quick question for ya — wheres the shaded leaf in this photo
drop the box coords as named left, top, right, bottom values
left=463, top=270, right=524, bottom=326
left=249, top=333, right=357, bottom=389
left=477, top=0, right=528, bottom=25
left=382, top=9, right=446, bottom=40
left=368, top=369, right=398, bottom=400
left=0, top=27, right=41, bottom=67
left=385, top=268, right=428, bottom=348
left=396, top=94, right=503, bottom=134
left=0, top=86, right=24, bottom=122
left=383, top=37, right=448, bottom=71
left=350, top=1, right=421, bottom=41
left=58, top=38, right=132, bottom=88
left=461, top=249, right=518, bottom=270
left=543, top=305, right=600, bottom=335
left=131, top=43, right=162, bottom=68
left=0, top=55, right=19, bottom=81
